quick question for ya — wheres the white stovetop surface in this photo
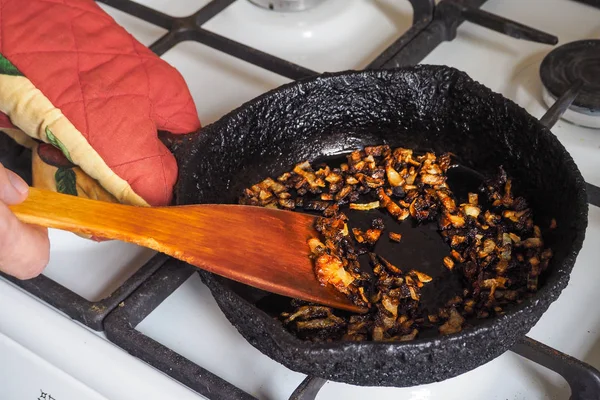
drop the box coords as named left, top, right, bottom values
left=1, top=1, right=600, bottom=399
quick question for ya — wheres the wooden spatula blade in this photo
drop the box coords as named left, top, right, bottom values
left=10, top=188, right=366, bottom=313
left=151, top=204, right=366, bottom=313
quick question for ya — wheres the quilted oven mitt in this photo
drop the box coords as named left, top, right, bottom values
left=0, top=0, right=200, bottom=211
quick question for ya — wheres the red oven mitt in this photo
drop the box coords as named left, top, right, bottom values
left=0, top=0, right=200, bottom=209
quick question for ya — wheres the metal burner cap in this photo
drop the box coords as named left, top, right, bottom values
left=540, top=39, right=600, bottom=112
left=248, top=0, right=327, bottom=12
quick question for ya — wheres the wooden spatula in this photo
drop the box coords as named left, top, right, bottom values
left=9, top=187, right=366, bottom=313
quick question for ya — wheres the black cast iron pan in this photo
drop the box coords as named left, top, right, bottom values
left=170, top=65, right=588, bottom=387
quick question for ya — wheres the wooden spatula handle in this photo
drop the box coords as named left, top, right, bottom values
left=9, top=188, right=366, bottom=313
left=10, top=187, right=156, bottom=244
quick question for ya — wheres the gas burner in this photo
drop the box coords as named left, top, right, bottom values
left=540, top=39, right=600, bottom=129
left=248, top=0, right=327, bottom=12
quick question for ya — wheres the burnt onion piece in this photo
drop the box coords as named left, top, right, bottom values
left=239, top=145, right=553, bottom=342
left=389, top=232, right=402, bottom=242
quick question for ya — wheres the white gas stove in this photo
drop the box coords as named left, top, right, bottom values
left=1, top=1, right=600, bottom=399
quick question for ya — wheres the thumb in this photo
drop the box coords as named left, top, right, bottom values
left=0, top=201, right=50, bottom=280
left=0, top=164, right=49, bottom=279
left=0, top=167, right=29, bottom=205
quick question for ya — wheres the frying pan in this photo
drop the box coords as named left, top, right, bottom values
left=170, top=65, right=588, bottom=387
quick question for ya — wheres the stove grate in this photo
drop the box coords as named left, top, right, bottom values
left=104, top=260, right=257, bottom=400
left=2, top=0, right=600, bottom=398
left=104, top=260, right=600, bottom=400
left=573, top=0, right=600, bottom=9
left=98, top=0, right=316, bottom=80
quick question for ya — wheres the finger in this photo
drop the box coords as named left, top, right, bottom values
left=0, top=163, right=29, bottom=205
left=0, top=202, right=49, bottom=280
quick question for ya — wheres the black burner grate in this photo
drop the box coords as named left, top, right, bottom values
left=573, top=0, right=600, bottom=9
left=368, top=0, right=557, bottom=69
left=97, top=0, right=559, bottom=75
left=105, top=261, right=600, bottom=400
left=99, top=0, right=315, bottom=80
left=2, top=0, right=600, bottom=399
left=104, top=260, right=257, bottom=400
left=0, top=251, right=168, bottom=331
left=0, top=135, right=170, bottom=331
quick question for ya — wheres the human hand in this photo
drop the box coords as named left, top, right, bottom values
left=0, top=163, right=49, bottom=279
